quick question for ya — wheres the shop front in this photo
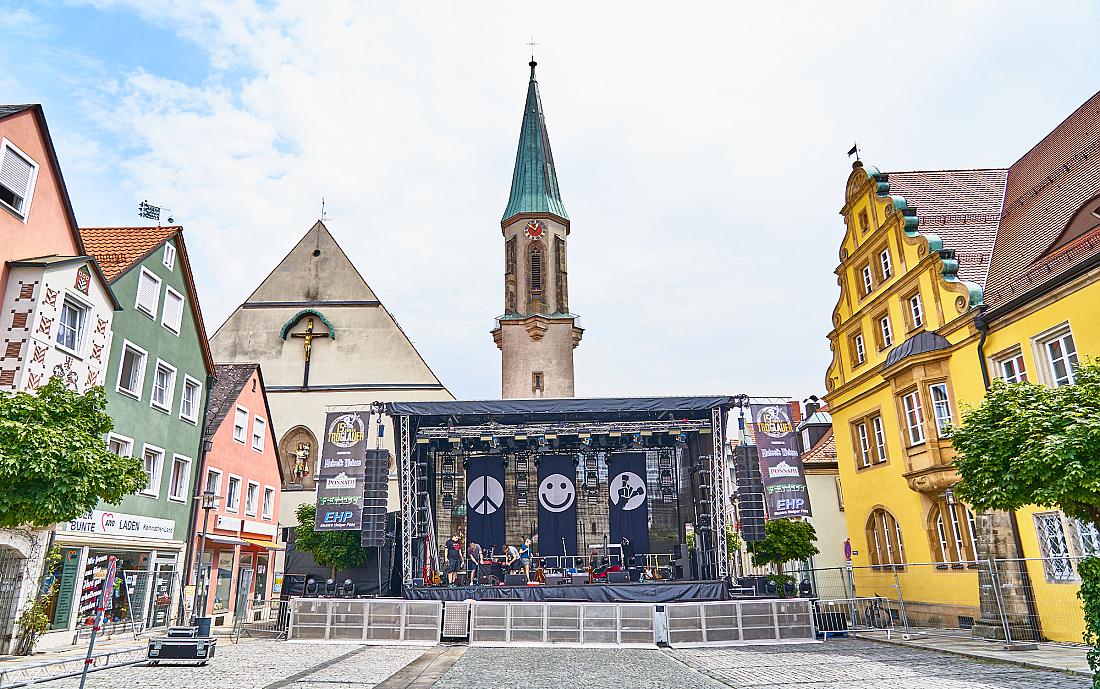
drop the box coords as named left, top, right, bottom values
left=41, top=510, right=184, bottom=649
left=195, top=517, right=281, bottom=628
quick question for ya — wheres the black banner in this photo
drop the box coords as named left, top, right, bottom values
left=314, top=412, right=368, bottom=531
left=608, top=452, right=650, bottom=555
left=750, top=404, right=812, bottom=519
left=537, top=454, right=577, bottom=556
left=466, top=456, right=505, bottom=551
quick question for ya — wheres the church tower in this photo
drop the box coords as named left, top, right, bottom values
left=492, top=60, right=582, bottom=399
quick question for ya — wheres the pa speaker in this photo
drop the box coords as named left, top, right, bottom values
left=606, top=571, right=629, bottom=584
left=504, top=574, right=526, bottom=586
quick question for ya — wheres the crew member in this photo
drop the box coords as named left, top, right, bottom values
left=504, top=542, right=521, bottom=573
left=445, top=534, right=463, bottom=586
left=467, top=540, right=482, bottom=586
left=518, top=537, right=533, bottom=581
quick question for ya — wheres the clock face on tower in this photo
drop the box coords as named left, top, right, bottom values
left=524, top=220, right=545, bottom=240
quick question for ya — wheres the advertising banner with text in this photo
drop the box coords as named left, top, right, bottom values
left=314, top=412, right=369, bottom=531
left=750, top=404, right=812, bottom=519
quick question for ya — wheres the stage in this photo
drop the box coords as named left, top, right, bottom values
left=403, top=579, right=729, bottom=603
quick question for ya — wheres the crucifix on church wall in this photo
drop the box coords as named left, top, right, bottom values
left=289, top=317, right=330, bottom=388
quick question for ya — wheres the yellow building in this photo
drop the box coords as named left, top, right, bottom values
left=824, top=90, right=1100, bottom=642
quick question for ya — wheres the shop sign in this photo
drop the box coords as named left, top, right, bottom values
left=63, top=510, right=176, bottom=540
left=216, top=515, right=242, bottom=531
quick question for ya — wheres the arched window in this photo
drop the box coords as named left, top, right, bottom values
left=528, top=243, right=543, bottom=303
left=929, top=499, right=978, bottom=563
left=866, top=508, right=905, bottom=567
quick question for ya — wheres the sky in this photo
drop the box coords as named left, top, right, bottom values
left=3, top=1, right=1099, bottom=401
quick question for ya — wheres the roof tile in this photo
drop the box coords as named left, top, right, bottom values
left=79, top=226, right=179, bottom=281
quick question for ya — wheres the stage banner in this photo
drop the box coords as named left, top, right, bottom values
left=608, top=452, right=650, bottom=555
left=314, top=412, right=369, bottom=531
left=749, top=404, right=812, bottom=519
left=537, top=454, right=578, bottom=557
left=466, top=456, right=506, bottom=551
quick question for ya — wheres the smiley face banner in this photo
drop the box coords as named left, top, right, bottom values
left=608, top=452, right=650, bottom=556
left=537, top=454, right=577, bottom=557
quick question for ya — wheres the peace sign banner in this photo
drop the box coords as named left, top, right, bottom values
left=608, top=451, right=650, bottom=555
left=466, top=456, right=506, bottom=550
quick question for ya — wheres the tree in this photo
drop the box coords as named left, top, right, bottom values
left=746, top=518, right=819, bottom=576
left=952, top=363, right=1100, bottom=525
left=0, top=379, right=146, bottom=528
left=292, top=503, right=371, bottom=577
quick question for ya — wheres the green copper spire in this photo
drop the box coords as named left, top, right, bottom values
left=502, top=60, right=569, bottom=224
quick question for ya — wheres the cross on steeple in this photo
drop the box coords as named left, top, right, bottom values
left=290, top=317, right=330, bottom=388
left=526, top=37, right=539, bottom=61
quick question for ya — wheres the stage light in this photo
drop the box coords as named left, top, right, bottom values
left=442, top=456, right=455, bottom=474
left=661, top=490, right=675, bottom=504
left=449, top=436, right=461, bottom=444
left=640, top=430, right=653, bottom=437
left=515, top=454, right=529, bottom=471
left=585, top=470, right=598, bottom=486
left=537, top=436, right=550, bottom=452
left=515, top=434, right=528, bottom=441
left=584, top=454, right=598, bottom=471
left=416, top=437, right=430, bottom=445
left=442, top=494, right=454, bottom=510
left=442, top=476, right=455, bottom=493
left=480, top=435, right=492, bottom=442
left=608, top=431, right=621, bottom=438
left=658, top=453, right=673, bottom=469
left=516, top=474, right=529, bottom=490
left=578, top=432, right=591, bottom=439
left=659, top=469, right=674, bottom=487
left=516, top=494, right=528, bottom=507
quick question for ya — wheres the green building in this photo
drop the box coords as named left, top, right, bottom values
left=42, top=226, right=214, bottom=644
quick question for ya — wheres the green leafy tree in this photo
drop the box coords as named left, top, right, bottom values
left=746, top=518, right=819, bottom=576
left=952, top=362, right=1100, bottom=678
left=292, top=503, right=371, bottom=577
left=0, top=379, right=146, bottom=528
left=952, top=364, right=1100, bottom=525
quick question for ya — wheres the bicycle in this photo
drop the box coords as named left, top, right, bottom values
left=864, top=594, right=891, bottom=629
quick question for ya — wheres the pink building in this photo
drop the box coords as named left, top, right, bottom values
left=192, top=363, right=282, bottom=626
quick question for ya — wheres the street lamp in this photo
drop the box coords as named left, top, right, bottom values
left=193, top=489, right=218, bottom=631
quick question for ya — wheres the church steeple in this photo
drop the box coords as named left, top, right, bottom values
left=502, top=60, right=569, bottom=225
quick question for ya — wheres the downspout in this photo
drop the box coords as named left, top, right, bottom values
left=177, top=373, right=217, bottom=624
left=975, top=309, right=991, bottom=391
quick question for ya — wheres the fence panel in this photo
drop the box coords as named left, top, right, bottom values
left=994, top=557, right=1086, bottom=644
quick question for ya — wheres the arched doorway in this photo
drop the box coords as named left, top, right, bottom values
left=278, top=426, right=318, bottom=491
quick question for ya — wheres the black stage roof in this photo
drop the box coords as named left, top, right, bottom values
left=385, top=396, right=733, bottom=427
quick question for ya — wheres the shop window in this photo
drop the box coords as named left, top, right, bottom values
left=226, top=476, right=242, bottom=512
left=116, top=341, right=147, bottom=399
left=928, top=383, right=953, bottom=437
left=150, top=360, right=176, bottom=413
left=213, top=551, right=234, bottom=612
left=233, top=406, right=249, bottom=443
left=140, top=446, right=164, bottom=497
left=866, top=508, right=905, bottom=567
left=168, top=455, right=191, bottom=502
left=902, top=390, right=926, bottom=445
left=929, top=499, right=977, bottom=563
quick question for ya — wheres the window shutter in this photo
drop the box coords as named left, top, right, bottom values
left=164, top=290, right=184, bottom=331
left=0, top=148, right=33, bottom=200
left=137, top=271, right=160, bottom=314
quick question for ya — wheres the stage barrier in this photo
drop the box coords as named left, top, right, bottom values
left=469, top=601, right=658, bottom=647
left=286, top=598, right=442, bottom=644
left=665, top=599, right=817, bottom=647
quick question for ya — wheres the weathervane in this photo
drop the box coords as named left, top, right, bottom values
left=320, top=197, right=329, bottom=222
left=138, top=200, right=174, bottom=225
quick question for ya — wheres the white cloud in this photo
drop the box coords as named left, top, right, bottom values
left=49, top=1, right=1100, bottom=399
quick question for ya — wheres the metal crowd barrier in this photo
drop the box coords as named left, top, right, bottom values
left=286, top=598, right=442, bottom=644
left=470, top=601, right=658, bottom=647
left=665, top=599, right=817, bottom=647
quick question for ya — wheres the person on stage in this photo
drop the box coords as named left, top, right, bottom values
left=504, top=542, right=521, bottom=574
left=518, top=537, right=533, bottom=581
left=444, top=533, right=463, bottom=586
left=467, top=540, right=482, bottom=585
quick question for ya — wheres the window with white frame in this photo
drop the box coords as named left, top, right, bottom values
left=162, top=286, right=184, bottom=334
left=879, top=248, right=893, bottom=280
left=262, top=486, right=275, bottom=519
left=163, top=243, right=177, bottom=271
left=57, top=296, right=90, bottom=354
left=1034, top=512, right=1075, bottom=582
left=180, top=377, right=201, bottom=423
left=150, top=361, right=176, bottom=412
left=116, top=341, right=148, bottom=398
left=902, top=390, right=926, bottom=445
left=872, top=415, right=887, bottom=463
left=135, top=268, right=162, bottom=318
left=226, top=476, right=242, bottom=512
left=880, top=315, right=893, bottom=348
left=1073, top=519, right=1100, bottom=558
left=908, top=292, right=924, bottom=329
left=928, top=383, right=953, bottom=437
left=252, top=417, right=266, bottom=451
left=168, top=455, right=191, bottom=502
left=853, top=333, right=866, bottom=365
left=995, top=350, right=1028, bottom=383
left=140, top=446, right=164, bottom=497
left=1039, top=328, right=1079, bottom=387
left=205, top=468, right=222, bottom=496
left=233, top=406, right=248, bottom=443
left=856, top=422, right=871, bottom=468
left=0, top=139, right=38, bottom=218
left=107, top=433, right=133, bottom=459
left=245, top=481, right=259, bottom=516
left=861, top=265, right=873, bottom=295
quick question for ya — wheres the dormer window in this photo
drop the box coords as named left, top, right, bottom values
left=0, top=139, right=38, bottom=220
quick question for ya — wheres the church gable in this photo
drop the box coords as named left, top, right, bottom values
left=246, top=221, right=378, bottom=304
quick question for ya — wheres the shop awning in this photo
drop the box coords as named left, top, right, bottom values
left=244, top=538, right=285, bottom=551
left=201, top=534, right=249, bottom=546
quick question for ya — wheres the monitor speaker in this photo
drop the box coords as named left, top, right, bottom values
left=504, top=574, right=526, bottom=586
left=606, top=571, right=629, bottom=584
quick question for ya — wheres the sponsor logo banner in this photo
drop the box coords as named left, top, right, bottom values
left=314, top=411, right=370, bottom=531
left=750, top=404, right=812, bottom=519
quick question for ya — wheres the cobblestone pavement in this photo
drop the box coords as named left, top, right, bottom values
left=431, top=647, right=724, bottom=689
left=40, top=640, right=425, bottom=689
left=670, top=640, right=1092, bottom=688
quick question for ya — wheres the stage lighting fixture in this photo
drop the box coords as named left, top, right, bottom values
left=630, top=434, right=644, bottom=449
left=640, top=430, right=653, bottom=437
left=416, top=437, right=430, bottom=445
left=480, top=435, right=492, bottom=442
left=442, top=476, right=455, bottom=493
left=658, top=453, right=673, bottom=469
left=515, top=434, right=528, bottom=441
left=449, top=436, right=461, bottom=444
left=515, top=454, right=529, bottom=471
left=661, top=489, right=675, bottom=504
left=585, top=470, right=598, bottom=486
left=537, top=436, right=550, bottom=452
left=659, top=469, right=674, bottom=487
left=442, top=494, right=454, bottom=510
left=516, top=474, right=529, bottom=490
left=516, top=494, right=528, bottom=507
left=584, top=454, right=598, bottom=471
left=609, top=430, right=622, bottom=438
left=578, top=431, right=591, bottom=439
left=442, top=456, right=455, bottom=474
